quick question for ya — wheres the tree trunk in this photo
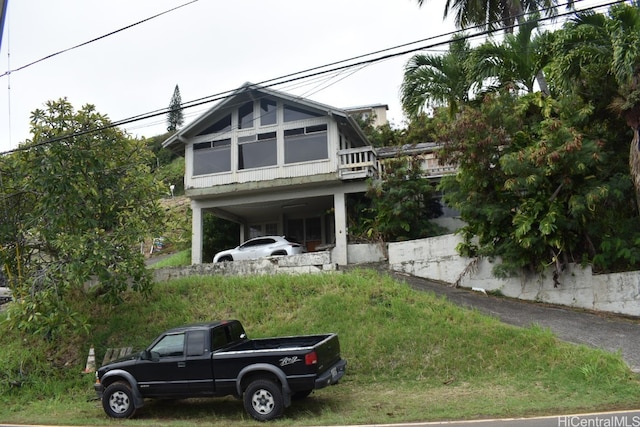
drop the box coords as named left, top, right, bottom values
left=535, top=70, right=550, bottom=96
left=630, top=126, right=640, bottom=214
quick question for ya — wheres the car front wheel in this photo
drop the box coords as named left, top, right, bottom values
left=243, top=379, right=284, bottom=421
left=102, top=381, right=136, bottom=419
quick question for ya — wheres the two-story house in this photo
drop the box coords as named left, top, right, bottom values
left=163, top=82, right=379, bottom=265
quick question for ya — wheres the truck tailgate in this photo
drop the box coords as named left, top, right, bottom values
left=314, top=333, right=341, bottom=374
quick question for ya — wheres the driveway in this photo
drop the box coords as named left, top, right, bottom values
left=379, top=269, right=640, bottom=372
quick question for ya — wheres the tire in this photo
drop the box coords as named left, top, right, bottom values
left=217, top=255, right=233, bottom=262
left=243, top=379, right=284, bottom=421
left=102, top=381, right=137, bottom=419
left=291, top=389, right=312, bottom=400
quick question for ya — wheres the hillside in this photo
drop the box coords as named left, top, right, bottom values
left=0, top=271, right=639, bottom=426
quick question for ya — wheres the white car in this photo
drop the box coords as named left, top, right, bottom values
left=213, top=236, right=306, bottom=262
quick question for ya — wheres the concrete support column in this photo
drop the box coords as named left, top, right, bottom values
left=333, top=192, right=348, bottom=266
left=191, top=201, right=203, bottom=264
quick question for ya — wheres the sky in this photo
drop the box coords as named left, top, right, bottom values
left=0, top=0, right=460, bottom=153
left=0, top=0, right=613, bottom=154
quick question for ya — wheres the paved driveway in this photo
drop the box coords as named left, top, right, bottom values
left=384, top=270, right=640, bottom=372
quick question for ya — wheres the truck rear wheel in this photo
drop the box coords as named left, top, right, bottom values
left=102, top=381, right=136, bottom=419
left=243, top=379, right=284, bottom=421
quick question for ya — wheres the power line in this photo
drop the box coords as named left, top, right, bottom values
left=0, top=0, right=626, bottom=156
left=0, top=0, right=199, bottom=79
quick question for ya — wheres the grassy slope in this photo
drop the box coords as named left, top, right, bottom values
left=1, top=270, right=639, bottom=426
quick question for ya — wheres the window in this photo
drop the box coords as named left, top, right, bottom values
left=249, top=223, right=278, bottom=238
left=284, top=125, right=328, bottom=163
left=193, top=139, right=231, bottom=175
left=241, top=238, right=276, bottom=248
left=238, top=101, right=254, bottom=129
left=211, top=328, right=228, bottom=350
left=150, top=333, right=185, bottom=358
left=284, top=104, right=322, bottom=122
left=265, top=223, right=278, bottom=235
left=238, top=132, right=277, bottom=170
left=187, top=330, right=206, bottom=356
left=260, top=99, right=277, bottom=126
left=197, top=114, right=231, bottom=136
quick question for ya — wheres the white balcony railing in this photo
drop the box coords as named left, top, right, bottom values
left=338, top=146, right=458, bottom=181
left=337, top=146, right=378, bottom=180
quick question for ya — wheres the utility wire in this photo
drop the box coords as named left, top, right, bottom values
left=0, top=0, right=199, bottom=79
left=0, top=0, right=626, bottom=156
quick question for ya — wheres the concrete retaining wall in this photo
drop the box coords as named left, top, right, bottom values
left=153, top=251, right=337, bottom=282
left=388, top=234, right=640, bottom=317
left=345, top=243, right=387, bottom=264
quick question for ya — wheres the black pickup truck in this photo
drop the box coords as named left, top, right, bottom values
left=94, top=320, right=346, bottom=421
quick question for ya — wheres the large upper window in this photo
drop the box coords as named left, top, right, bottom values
left=193, top=139, right=231, bottom=175
left=284, top=124, right=327, bottom=164
left=197, top=114, right=231, bottom=136
left=238, top=101, right=254, bottom=129
left=283, top=104, right=323, bottom=122
left=260, top=99, right=277, bottom=126
left=238, top=132, right=277, bottom=170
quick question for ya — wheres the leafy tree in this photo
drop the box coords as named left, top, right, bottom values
left=352, top=114, right=403, bottom=147
left=202, top=214, right=241, bottom=262
left=439, top=92, right=640, bottom=277
left=364, top=155, right=444, bottom=242
left=0, top=98, right=165, bottom=337
left=401, top=35, right=475, bottom=119
left=546, top=4, right=640, bottom=213
left=167, top=84, right=184, bottom=132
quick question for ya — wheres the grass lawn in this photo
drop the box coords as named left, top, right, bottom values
left=1, top=269, right=639, bottom=426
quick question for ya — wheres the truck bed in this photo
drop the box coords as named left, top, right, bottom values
left=227, top=334, right=333, bottom=351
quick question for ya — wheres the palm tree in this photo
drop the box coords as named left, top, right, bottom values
left=608, top=3, right=640, bottom=212
left=416, top=0, right=567, bottom=33
left=400, top=35, right=474, bottom=118
left=470, top=16, right=549, bottom=94
left=548, top=3, right=640, bottom=213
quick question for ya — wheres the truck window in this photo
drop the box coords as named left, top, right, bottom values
left=211, top=328, right=227, bottom=350
left=226, top=321, right=246, bottom=342
left=186, top=330, right=206, bottom=356
left=150, top=333, right=185, bottom=358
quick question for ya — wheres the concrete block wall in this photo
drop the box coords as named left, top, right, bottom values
left=152, top=251, right=336, bottom=283
left=389, top=234, right=640, bottom=317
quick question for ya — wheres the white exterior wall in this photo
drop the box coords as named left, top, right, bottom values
left=185, top=118, right=340, bottom=190
left=389, top=234, right=640, bottom=317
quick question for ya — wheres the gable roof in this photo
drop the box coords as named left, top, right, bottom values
left=162, top=82, right=370, bottom=154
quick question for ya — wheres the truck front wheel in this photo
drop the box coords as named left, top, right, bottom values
left=243, top=379, right=284, bottom=421
left=102, top=381, right=136, bottom=419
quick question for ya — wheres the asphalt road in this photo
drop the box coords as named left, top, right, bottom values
left=384, top=269, right=640, bottom=372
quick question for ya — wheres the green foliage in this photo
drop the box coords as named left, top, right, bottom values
left=470, top=16, right=548, bottom=94
left=0, top=98, right=165, bottom=336
left=202, top=214, right=240, bottom=262
left=352, top=114, right=403, bottom=147
left=148, top=249, right=192, bottom=268
left=154, top=157, right=185, bottom=196
left=439, top=92, right=640, bottom=275
left=364, top=155, right=445, bottom=242
left=401, top=34, right=474, bottom=119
